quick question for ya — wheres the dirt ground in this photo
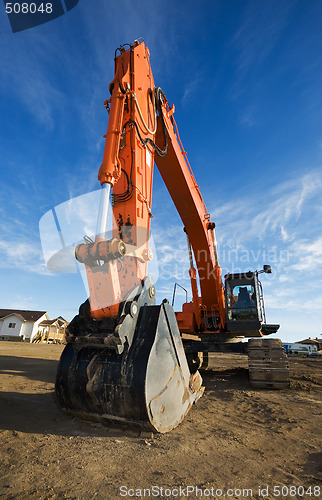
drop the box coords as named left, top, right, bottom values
left=0, top=342, right=321, bottom=500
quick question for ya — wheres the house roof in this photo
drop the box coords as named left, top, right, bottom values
left=298, top=337, right=322, bottom=348
left=57, top=316, right=68, bottom=322
left=0, top=309, right=47, bottom=322
left=39, top=317, right=68, bottom=326
left=39, top=319, right=57, bottom=326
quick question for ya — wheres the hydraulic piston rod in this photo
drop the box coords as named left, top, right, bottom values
left=96, top=182, right=111, bottom=240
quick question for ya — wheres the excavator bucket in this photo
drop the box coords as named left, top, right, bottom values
left=55, top=300, right=204, bottom=433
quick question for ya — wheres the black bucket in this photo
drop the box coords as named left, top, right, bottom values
left=55, top=303, right=203, bottom=433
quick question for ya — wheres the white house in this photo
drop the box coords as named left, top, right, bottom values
left=35, top=317, right=68, bottom=343
left=0, top=309, right=49, bottom=342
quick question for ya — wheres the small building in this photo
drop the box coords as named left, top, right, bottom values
left=0, top=309, right=49, bottom=342
left=35, top=317, right=68, bottom=344
left=297, top=337, right=322, bottom=351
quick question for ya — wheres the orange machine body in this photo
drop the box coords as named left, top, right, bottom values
left=54, top=41, right=284, bottom=439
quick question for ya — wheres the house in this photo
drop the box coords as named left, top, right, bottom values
left=0, top=309, right=49, bottom=342
left=297, top=337, right=322, bottom=351
left=35, top=317, right=69, bottom=344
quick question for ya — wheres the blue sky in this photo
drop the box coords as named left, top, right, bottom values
left=0, top=0, right=321, bottom=343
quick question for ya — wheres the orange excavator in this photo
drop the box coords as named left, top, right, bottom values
left=55, top=40, right=289, bottom=433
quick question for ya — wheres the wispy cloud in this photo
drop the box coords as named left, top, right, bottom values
left=212, top=169, right=322, bottom=246
left=0, top=33, right=68, bottom=128
left=239, top=104, right=261, bottom=127
left=181, top=74, right=202, bottom=104
left=2, top=294, right=37, bottom=311
left=290, top=236, right=322, bottom=272
left=265, top=286, right=322, bottom=312
left=228, top=0, right=296, bottom=128
left=153, top=169, right=322, bottom=266
left=231, top=0, right=293, bottom=83
left=0, top=240, right=49, bottom=275
left=150, top=168, right=322, bottom=316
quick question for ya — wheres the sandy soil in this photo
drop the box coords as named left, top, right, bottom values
left=0, top=341, right=321, bottom=500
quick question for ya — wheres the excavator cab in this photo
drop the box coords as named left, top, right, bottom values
left=225, top=268, right=279, bottom=337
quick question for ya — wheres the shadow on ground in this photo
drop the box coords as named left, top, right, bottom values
left=0, top=355, right=58, bottom=384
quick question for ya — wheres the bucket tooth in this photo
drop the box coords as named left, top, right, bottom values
left=55, top=303, right=203, bottom=433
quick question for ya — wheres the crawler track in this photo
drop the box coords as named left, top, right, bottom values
left=248, top=338, right=290, bottom=389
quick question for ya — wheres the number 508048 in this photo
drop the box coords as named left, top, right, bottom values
left=273, top=485, right=320, bottom=497
left=6, top=3, right=53, bottom=14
